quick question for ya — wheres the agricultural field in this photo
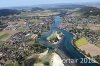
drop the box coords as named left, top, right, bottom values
left=0, top=31, right=19, bottom=41
left=5, top=64, right=13, bottom=66
left=5, top=61, right=19, bottom=66
left=75, top=37, right=88, bottom=47
left=96, top=44, right=100, bottom=48
left=79, top=44, right=100, bottom=57
left=31, top=19, right=42, bottom=24
left=5, top=62, right=19, bottom=66
left=20, top=11, right=59, bottom=17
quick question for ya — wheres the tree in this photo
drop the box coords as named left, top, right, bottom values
left=82, top=50, right=86, bottom=55
left=44, top=61, right=49, bottom=66
left=16, top=55, right=25, bottom=66
left=87, top=53, right=91, bottom=58
left=93, top=55, right=100, bottom=63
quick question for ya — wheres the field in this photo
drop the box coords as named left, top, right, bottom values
left=34, top=63, right=44, bottom=66
left=5, top=64, right=13, bottom=66
left=86, top=24, right=100, bottom=31
left=5, top=61, right=19, bottom=66
left=31, top=19, right=42, bottom=24
left=96, top=44, right=100, bottom=48
left=79, top=44, right=100, bottom=57
left=0, top=34, right=9, bottom=41
left=75, top=37, right=88, bottom=47
left=0, top=31, right=19, bottom=41
left=20, top=11, right=59, bottom=17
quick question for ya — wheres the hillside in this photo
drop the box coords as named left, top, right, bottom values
left=0, top=9, right=21, bottom=17
left=37, top=4, right=86, bottom=9
left=31, top=7, right=44, bottom=11
left=79, top=7, right=100, bottom=17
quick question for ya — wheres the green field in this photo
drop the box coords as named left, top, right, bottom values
left=15, top=61, right=19, bottom=66
left=5, top=64, right=13, bottom=66
left=75, top=37, right=88, bottom=47
left=0, top=34, right=9, bottom=41
left=5, top=62, right=19, bottom=66
left=0, top=31, right=18, bottom=42
left=31, top=19, right=41, bottom=24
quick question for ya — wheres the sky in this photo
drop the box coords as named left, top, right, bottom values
left=0, top=0, right=99, bottom=8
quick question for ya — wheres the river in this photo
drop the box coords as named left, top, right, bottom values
left=40, top=16, right=100, bottom=66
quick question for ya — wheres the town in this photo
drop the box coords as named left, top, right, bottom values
left=0, top=1, right=100, bottom=66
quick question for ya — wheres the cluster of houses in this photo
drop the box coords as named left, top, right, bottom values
left=1, top=15, right=53, bottom=34
left=60, top=15, right=100, bottom=44
left=60, top=15, right=100, bottom=31
left=4, top=22, right=26, bottom=31
left=0, top=32, right=38, bottom=64
left=0, top=14, right=54, bottom=65
left=25, top=17, right=52, bottom=34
